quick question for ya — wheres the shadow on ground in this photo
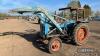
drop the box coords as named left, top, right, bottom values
left=18, top=32, right=50, bottom=53
left=18, top=32, right=76, bottom=53
left=1, top=31, right=77, bottom=54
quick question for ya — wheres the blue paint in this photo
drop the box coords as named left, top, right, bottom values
left=36, top=13, right=50, bottom=38
left=60, top=19, right=75, bottom=29
left=35, top=12, right=76, bottom=38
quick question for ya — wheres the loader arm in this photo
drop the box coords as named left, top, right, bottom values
left=11, top=7, right=76, bottom=38
left=32, top=7, right=64, bottom=34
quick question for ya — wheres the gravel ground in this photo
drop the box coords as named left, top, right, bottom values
left=0, top=19, right=99, bottom=56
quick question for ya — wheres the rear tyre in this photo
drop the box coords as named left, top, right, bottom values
left=72, top=23, right=89, bottom=45
left=48, top=37, right=62, bottom=53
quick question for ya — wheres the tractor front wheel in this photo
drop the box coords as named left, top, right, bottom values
left=48, top=37, right=62, bottom=53
left=72, top=23, right=89, bottom=45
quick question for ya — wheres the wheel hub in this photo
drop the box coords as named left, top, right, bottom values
left=51, top=40, right=60, bottom=51
left=77, top=28, right=87, bottom=43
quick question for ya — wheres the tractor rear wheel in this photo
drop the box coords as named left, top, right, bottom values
left=72, top=23, right=89, bottom=45
left=48, top=37, right=62, bottom=53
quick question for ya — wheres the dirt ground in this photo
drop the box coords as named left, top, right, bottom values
left=0, top=19, right=100, bottom=56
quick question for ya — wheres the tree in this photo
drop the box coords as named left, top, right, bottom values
left=95, top=11, right=100, bottom=17
left=84, top=5, right=91, bottom=18
left=68, top=0, right=81, bottom=9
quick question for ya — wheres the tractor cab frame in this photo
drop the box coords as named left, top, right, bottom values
left=59, top=7, right=87, bottom=22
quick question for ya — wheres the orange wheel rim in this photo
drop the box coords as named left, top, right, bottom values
left=51, top=40, right=60, bottom=51
left=77, top=28, right=87, bottom=43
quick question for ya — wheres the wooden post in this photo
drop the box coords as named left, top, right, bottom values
left=83, top=9, right=85, bottom=20
left=76, top=9, right=78, bottom=21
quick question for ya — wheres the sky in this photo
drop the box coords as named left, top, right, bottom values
left=0, top=0, right=100, bottom=13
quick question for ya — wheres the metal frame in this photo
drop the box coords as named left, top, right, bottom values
left=59, top=7, right=85, bottom=21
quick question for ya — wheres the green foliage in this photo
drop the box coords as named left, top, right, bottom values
left=0, top=13, right=8, bottom=17
left=0, top=13, right=9, bottom=20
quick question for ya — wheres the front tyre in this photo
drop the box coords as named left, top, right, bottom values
left=48, top=37, right=62, bottom=53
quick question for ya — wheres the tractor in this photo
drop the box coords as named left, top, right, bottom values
left=11, top=7, right=89, bottom=53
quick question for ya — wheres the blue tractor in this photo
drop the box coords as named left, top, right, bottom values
left=12, top=7, right=89, bottom=53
